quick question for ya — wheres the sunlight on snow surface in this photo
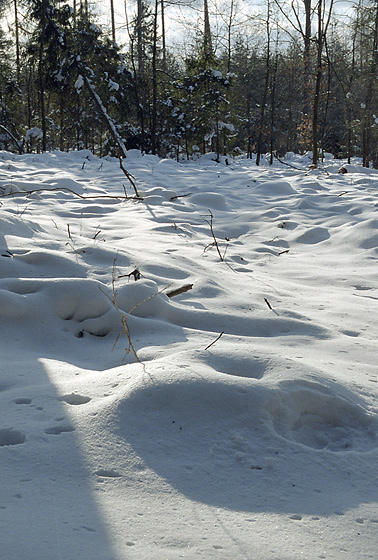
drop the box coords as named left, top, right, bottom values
left=1, top=149, right=378, bottom=559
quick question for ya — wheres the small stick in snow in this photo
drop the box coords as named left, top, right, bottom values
left=278, top=249, right=289, bottom=255
left=264, top=298, right=273, bottom=310
left=205, top=331, right=224, bottom=351
left=119, top=158, right=140, bottom=199
left=204, top=210, right=225, bottom=262
left=273, top=154, right=301, bottom=171
left=1, top=250, right=13, bottom=258
left=169, top=192, right=192, bottom=201
left=166, top=284, right=193, bottom=298
left=0, top=186, right=140, bottom=201
left=117, top=268, right=141, bottom=281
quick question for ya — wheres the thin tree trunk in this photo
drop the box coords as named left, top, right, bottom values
left=270, top=50, right=278, bottom=165
left=204, top=0, right=212, bottom=56
left=151, top=0, right=158, bottom=154
left=82, top=73, right=128, bottom=158
left=14, top=0, right=20, bottom=83
left=38, top=14, right=47, bottom=152
left=110, top=0, right=116, bottom=43
left=312, top=0, right=323, bottom=167
left=161, top=0, right=166, bottom=67
left=227, top=0, right=234, bottom=72
left=362, top=0, right=378, bottom=167
left=137, top=0, right=143, bottom=73
left=256, top=1, right=271, bottom=166
left=312, top=0, right=334, bottom=167
left=301, top=0, right=311, bottom=151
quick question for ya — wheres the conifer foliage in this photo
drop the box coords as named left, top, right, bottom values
left=1, top=0, right=378, bottom=165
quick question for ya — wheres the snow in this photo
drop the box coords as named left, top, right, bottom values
left=1, top=149, right=378, bottom=559
left=74, top=75, right=84, bottom=92
left=25, top=127, right=43, bottom=142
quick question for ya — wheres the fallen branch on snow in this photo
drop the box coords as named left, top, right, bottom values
left=204, top=331, right=224, bottom=351
left=0, top=186, right=142, bottom=201
left=166, top=284, right=193, bottom=298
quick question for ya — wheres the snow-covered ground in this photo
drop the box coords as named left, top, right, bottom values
left=1, top=149, right=378, bottom=560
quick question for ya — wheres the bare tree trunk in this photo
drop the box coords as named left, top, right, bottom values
left=110, top=0, right=116, bottom=43
left=82, top=73, right=128, bottom=158
left=161, top=0, right=166, bottom=67
left=204, top=0, right=212, bottom=56
left=227, top=0, right=235, bottom=72
left=256, top=0, right=271, bottom=166
left=38, top=12, right=47, bottom=152
left=151, top=0, right=158, bottom=154
left=270, top=49, right=278, bottom=165
left=312, top=0, right=323, bottom=167
left=312, top=0, right=334, bottom=167
left=301, top=0, right=312, bottom=151
left=14, top=0, right=20, bottom=83
left=137, top=0, right=143, bottom=73
left=362, top=0, right=378, bottom=167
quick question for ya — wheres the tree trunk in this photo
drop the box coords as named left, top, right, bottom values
left=204, top=0, right=212, bottom=56
left=256, top=1, right=271, bottom=166
left=270, top=50, right=278, bottom=165
left=110, top=0, right=116, bottom=43
left=151, top=0, right=158, bottom=154
left=312, top=0, right=323, bottom=167
left=312, top=0, right=334, bottom=167
left=301, top=0, right=312, bottom=151
left=227, top=0, right=235, bottom=72
left=14, top=0, right=20, bottom=83
left=161, top=0, right=166, bottom=67
left=137, top=0, right=143, bottom=73
left=362, top=1, right=378, bottom=167
left=38, top=15, right=47, bottom=152
left=82, top=73, right=128, bottom=158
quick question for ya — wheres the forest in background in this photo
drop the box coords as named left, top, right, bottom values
left=1, top=0, right=378, bottom=167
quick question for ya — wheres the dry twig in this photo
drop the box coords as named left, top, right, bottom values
left=119, top=157, right=140, bottom=198
left=264, top=298, right=273, bottom=310
left=166, top=284, right=193, bottom=298
left=204, top=210, right=227, bottom=262
left=205, top=331, right=224, bottom=351
left=0, top=186, right=141, bottom=201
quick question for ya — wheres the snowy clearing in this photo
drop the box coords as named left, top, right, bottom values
left=1, top=149, right=378, bottom=559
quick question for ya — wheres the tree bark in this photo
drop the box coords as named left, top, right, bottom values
left=110, top=0, right=116, bottom=43
left=312, top=0, right=323, bottom=167
left=137, top=0, right=143, bottom=73
left=256, top=0, right=271, bottom=166
left=362, top=1, right=378, bottom=167
left=38, top=10, right=47, bottom=152
left=14, top=0, right=20, bottom=83
left=204, top=0, right=212, bottom=56
left=151, top=0, right=158, bottom=154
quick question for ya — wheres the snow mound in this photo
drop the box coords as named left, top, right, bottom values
left=115, top=278, right=167, bottom=317
left=140, top=186, right=177, bottom=204
left=294, top=226, right=330, bottom=244
left=255, top=180, right=296, bottom=195
left=266, top=380, right=377, bottom=452
left=189, top=192, right=228, bottom=210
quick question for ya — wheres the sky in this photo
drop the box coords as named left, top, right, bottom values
left=90, top=0, right=357, bottom=59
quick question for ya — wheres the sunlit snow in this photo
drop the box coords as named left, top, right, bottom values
left=1, top=149, right=378, bottom=559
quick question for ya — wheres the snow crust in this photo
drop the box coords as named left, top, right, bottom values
left=1, top=150, right=378, bottom=559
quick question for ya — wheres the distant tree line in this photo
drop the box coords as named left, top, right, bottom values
left=1, top=0, right=378, bottom=167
